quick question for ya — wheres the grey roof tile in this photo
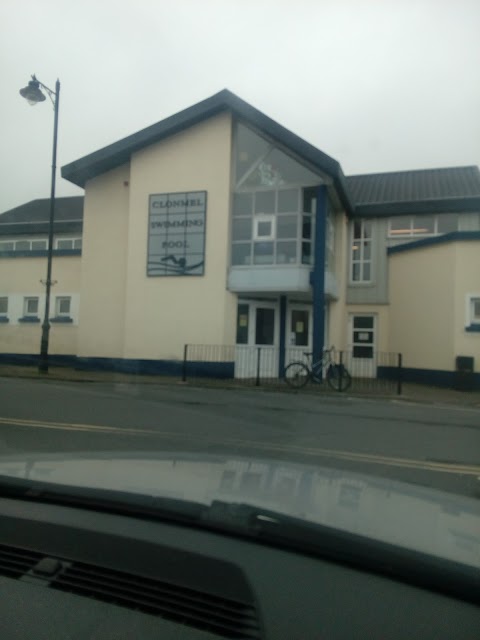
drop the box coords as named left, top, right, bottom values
left=346, top=166, right=480, bottom=205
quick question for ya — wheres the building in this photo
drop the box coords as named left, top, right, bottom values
left=1, top=90, right=480, bottom=386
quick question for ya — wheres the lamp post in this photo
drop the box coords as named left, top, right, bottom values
left=19, top=74, right=60, bottom=374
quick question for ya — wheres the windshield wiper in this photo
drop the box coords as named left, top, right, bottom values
left=0, top=474, right=205, bottom=525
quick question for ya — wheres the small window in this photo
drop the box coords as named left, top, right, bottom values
left=0, top=297, right=8, bottom=314
left=24, top=297, right=39, bottom=316
left=73, top=238, right=82, bottom=250
left=55, top=297, right=71, bottom=316
left=254, top=216, right=275, bottom=240
left=469, top=296, right=480, bottom=325
left=0, top=241, right=14, bottom=252
left=437, top=215, right=458, bottom=234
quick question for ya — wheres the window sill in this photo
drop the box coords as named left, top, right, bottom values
left=50, top=316, right=73, bottom=323
left=0, top=316, right=9, bottom=324
left=465, top=324, right=480, bottom=333
left=18, top=316, right=40, bottom=323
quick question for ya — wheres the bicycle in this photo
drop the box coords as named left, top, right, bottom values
left=284, top=347, right=352, bottom=391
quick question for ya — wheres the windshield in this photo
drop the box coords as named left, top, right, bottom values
left=1, top=0, right=480, bottom=568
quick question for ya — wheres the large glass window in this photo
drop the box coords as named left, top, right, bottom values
left=351, top=220, right=373, bottom=283
left=232, top=122, right=322, bottom=268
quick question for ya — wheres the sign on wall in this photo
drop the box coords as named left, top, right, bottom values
left=147, top=191, right=207, bottom=276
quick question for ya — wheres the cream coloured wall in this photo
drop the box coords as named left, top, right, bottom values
left=453, top=242, right=480, bottom=365
left=389, top=243, right=455, bottom=370
left=77, top=164, right=130, bottom=358
left=120, top=112, right=236, bottom=360
left=0, top=256, right=81, bottom=355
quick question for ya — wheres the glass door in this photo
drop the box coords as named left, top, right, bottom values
left=286, top=305, right=312, bottom=366
left=235, top=301, right=278, bottom=378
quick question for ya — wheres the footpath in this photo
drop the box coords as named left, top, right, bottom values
left=1, top=364, right=480, bottom=409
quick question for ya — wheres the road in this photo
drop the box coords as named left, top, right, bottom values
left=0, top=377, right=479, bottom=498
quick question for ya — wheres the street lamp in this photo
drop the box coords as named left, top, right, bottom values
left=19, top=74, right=60, bottom=374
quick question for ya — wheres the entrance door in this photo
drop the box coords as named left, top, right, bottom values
left=348, top=314, right=376, bottom=378
left=285, top=305, right=312, bottom=367
left=235, top=301, right=278, bottom=378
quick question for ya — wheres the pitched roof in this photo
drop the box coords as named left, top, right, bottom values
left=0, top=196, right=83, bottom=236
left=347, top=166, right=480, bottom=216
left=61, top=89, right=354, bottom=214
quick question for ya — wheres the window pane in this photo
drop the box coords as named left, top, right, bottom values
left=352, top=263, right=360, bottom=281
left=351, top=244, right=360, bottom=261
left=277, top=189, right=299, bottom=213
left=412, top=215, right=435, bottom=235
left=253, top=242, right=274, bottom=264
left=255, top=308, right=275, bottom=345
left=254, top=191, right=275, bottom=214
left=263, top=148, right=320, bottom=186
left=31, top=240, right=47, bottom=250
left=291, top=310, right=309, bottom=346
left=276, top=241, right=297, bottom=264
left=15, top=241, right=30, bottom=251
left=236, top=303, right=249, bottom=345
left=25, top=298, right=38, bottom=314
left=235, top=123, right=271, bottom=184
left=437, top=214, right=458, bottom=234
left=301, top=242, right=311, bottom=264
left=0, top=297, right=7, bottom=314
left=73, top=238, right=82, bottom=249
left=473, top=299, right=480, bottom=321
left=353, top=316, right=374, bottom=329
left=363, top=263, right=371, bottom=281
left=57, top=298, right=71, bottom=314
left=302, top=215, right=312, bottom=239
left=257, top=221, right=272, bottom=237
left=0, top=242, right=14, bottom=251
left=277, top=215, right=298, bottom=239
left=232, top=218, right=252, bottom=241
left=57, top=239, right=73, bottom=249
left=363, top=242, right=371, bottom=260
left=233, top=192, right=253, bottom=216
left=353, top=221, right=362, bottom=239
left=231, top=243, right=251, bottom=266
left=362, top=221, right=372, bottom=239
left=389, top=217, right=411, bottom=235
left=303, top=188, right=316, bottom=214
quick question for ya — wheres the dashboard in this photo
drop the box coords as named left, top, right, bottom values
left=1, top=495, right=479, bottom=639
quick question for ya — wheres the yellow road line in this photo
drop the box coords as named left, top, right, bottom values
left=1, top=416, right=479, bottom=477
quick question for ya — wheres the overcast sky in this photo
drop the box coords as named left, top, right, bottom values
left=1, top=0, right=479, bottom=212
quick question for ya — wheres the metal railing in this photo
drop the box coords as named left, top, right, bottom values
left=182, top=344, right=403, bottom=394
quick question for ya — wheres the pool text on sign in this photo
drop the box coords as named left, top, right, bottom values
left=147, top=191, right=207, bottom=276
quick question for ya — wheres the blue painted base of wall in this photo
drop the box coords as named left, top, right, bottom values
left=0, top=353, right=234, bottom=379
left=379, top=365, right=480, bottom=390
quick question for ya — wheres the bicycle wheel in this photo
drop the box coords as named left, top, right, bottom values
left=284, top=362, right=310, bottom=389
left=326, top=364, right=352, bottom=392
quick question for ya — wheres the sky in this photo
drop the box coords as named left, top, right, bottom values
left=1, top=0, right=479, bottom=212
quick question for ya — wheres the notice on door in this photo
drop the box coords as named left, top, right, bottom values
left=147, top=191, right=207, bottom=276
